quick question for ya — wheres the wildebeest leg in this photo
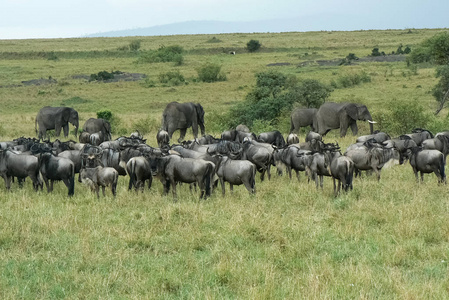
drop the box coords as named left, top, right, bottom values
left=421, top=171, right=425, bottom=183
left=148, top=177, right=153, bottom=190
left=243, top=179, right=254, bottom=194
left=3, top=175, right=12, bottom=191
left=112, top=182, right=117, bottom=197
left=320, top=175, right=324, bottom=189
left=333, top=178, right=337, bottom=195
left=170, top=178, right=177, bottom=201
left=95, top=185, right=100, bottom=199
left=18, top=178, right=24, bottom=188
left=102, top=186, right=106, bottom=197
left=230, top=184, right=234, bottom=193
left=219, top=178, right=226, bottom=196
left=267, top=165, right=271, bottom=180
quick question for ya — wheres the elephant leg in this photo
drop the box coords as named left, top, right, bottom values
left=63, top=124, right=69, bottom=137
left=176, top=128, right=186, bottom=143
left=55, top=125, right=62, bottom=137
left=349, top=122, right=358, bottom=136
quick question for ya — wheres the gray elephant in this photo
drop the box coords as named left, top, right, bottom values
left=82, top=118, right=112, bottom=141
left=35, top=106, right=79, bottom=140
left=290, top=108, right=317, bottom=133
left=162, top=102, right=205, bottom=143
left=313, top=102, right=375, bottom=137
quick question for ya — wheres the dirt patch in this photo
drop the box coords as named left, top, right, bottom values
left=297, top=54, right=407, bottom=67
left=21, top=78, right=57, bottom=86
left=267, top=62, right=292, bottom=67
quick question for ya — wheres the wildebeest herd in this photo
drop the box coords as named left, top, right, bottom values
left=0, top=101, right=448, bottom=199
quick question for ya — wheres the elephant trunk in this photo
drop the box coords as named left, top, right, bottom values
left=369, top=121, right=374, bottom=134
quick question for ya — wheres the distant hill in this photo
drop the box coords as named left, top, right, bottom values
left=84, top=15, right=412, bottom=38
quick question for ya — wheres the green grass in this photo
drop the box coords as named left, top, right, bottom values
left=0, top=29, right=449, bottom=298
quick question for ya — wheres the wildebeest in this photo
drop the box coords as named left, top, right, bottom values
left=273, top=145, right=311, bottom=181
left=257, top=130, right=286, bottom=147
left=0, top=149, right=42, bottom=191
left=237, top=140, right=272, bottom=181
left=286, top=133, right=299, bottom=145
left=38, top=152, right=75, bottom=196
left=330, top=154, right=354, bottom=195
left=126, top=156, right=153, bottom=192
left=90, top=131, right=104, bottom=146
left=344, top=139, right=399, bottom=180
left=408, top=147, right=446, bottom=183
left=151, top=154, right=215, bottom=200
left=305, top=131, right=322, bottom=143
left=80, top=166, right=118, bottom=198
left=422, top=134, right=449, bottom=163
left=356, top=131, right=390, bottom=143
left=79, top=131, right=91, bottom=144
left=156, top=129, right=170, bottom=148
left=402, top=128, right=433, bottom=146
left=215, top=156, right=256, bottom=195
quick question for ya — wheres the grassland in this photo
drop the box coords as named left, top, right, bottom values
left=0, top=29, right=449, bottom=299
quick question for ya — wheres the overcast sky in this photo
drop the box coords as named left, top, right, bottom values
left=1, top=0, right=448, bottom=39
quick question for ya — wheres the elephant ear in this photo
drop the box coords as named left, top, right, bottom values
left=344, top=104, right=359, bottom=121
left=195, top=104, right=205, bottom=124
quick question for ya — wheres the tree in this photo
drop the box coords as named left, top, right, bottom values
left=433, top=65, right=449, bottom=115
left=408, top=32, right=449, bottom=65
left=246, top=40, right=261, bottom=52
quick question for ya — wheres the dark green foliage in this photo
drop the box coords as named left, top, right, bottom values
left=246, top=40, right=261, bottom=52
left=137, top=45, right=184, bottom=65
left=158, top=70, right=185, bottom=86
left=129, top=40, right=142, bottom=51
left=330, top=71, right=371, bottom=89
left=196, top=63, right=226, bottom=83
left=206, top=37, right=222, bottom=43
left=381, top=101, right=431, bottom=135
left=408, top=32, right=449, bottom=65
left=371, top=47, right=382, bottom=56
left=226, top=71, right=331, bottom=128
left=97, top=110, right=113, bottom=121
left=47, top=52, right=58, bottom=61
left=432, top=65, right=449, bottom=114
left=339, top=53, right=359, bottom=65
left=89, top=70, right=122, bottom=82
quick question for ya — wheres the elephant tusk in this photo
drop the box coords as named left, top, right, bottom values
left=367, top=120, right=377, bottom=124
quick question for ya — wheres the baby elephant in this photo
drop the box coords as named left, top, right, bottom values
left=80, top=166, right=118, bottom=198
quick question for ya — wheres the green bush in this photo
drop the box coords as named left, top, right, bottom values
left=89, top=70, right=122, bottom=82
left=408, top=32, right=449, bottom=65
left=246, top=40, right=261, bottom=52
left=226, top=71, right=331, bottom=128
left=196, top=63, right=226, bottom=83
left=381, top=101, right=431, bottom=135
left=206, top=37, right=222, bottom=43
left=129, top=40, right=142, bottom=51
left=131, top=116, right=159, bottom=136
left=158, top=70, right=185, bottom=86
left=137, top=45, right=184, bottom=65
left=330, top=71, right=371, bottom=89
left=371, top=47, right=382, bottom=56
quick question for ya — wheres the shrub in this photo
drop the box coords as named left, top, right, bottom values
left=196, top=63, right=226, bottom=83
left=132, top=116, right=159, bottom=136
left=226, top=71, right=331, bottom=128
left=206, top=37, right=222, bottom=43
left=432, top=65, right=449, bottom=114
left=371, top=47, right=382, bottom=56
left=246, top=40, right=261, bottom=53
left=137, top=45, right=184, bottom=65
left=331, top=71, right=371, bottom=89
left=129, top=40, right=142, bottom=51
left=408, top=32, right=449, bottom=65
left=381, top=101, right=431, bottom=135
left=158, top=70, right=185, bottom=86
left=89, top=70, right=122, bottom=82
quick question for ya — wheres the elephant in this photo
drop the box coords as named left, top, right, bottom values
left=82, top=118, right=112, bottom=141
left=313, top=102, right=375, bottom=137
left=35, top=106, right=79, bottom=140
left=290, top=108, right=317, bottom=133
left=162, top=102, right=205, bottom=143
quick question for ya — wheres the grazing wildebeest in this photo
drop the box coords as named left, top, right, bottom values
left=0, top=149, right=42, bottom=191
left=80, top=166, right=118, bottom=198
left=272, top=145, right=311, bottom=181
left=345, top=139, right=399, bottom=180
left=408, top=147, right=446, bottom=184
left=422, top=134, right=449, bottom=163
left=286, top=133, right=299, bottom=145
left=237, top=140, right=272, bottom=181
left=356, top=131, right=390, bottom=143
left=38, top=152, right=75, bottom=196
left=257, top=130, right=286, bottom=147
left=156, top=129, right=170, bottom=148
left=151, top=155, right=215, bottom=200
left=215, top=156, right=256, bottom=195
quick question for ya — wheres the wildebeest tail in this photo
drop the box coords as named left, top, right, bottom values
left=127, top=159, right=137, bottom=190
left=67, top=163, right=75, bottom=196
left=439, top=154, right=446, bottom=182
left=345, top=160, right=354, bottom=191
left=204, top=163, right=214, bottom=197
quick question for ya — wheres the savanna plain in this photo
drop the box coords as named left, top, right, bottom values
left=0, top=29, right=449, bottom=299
